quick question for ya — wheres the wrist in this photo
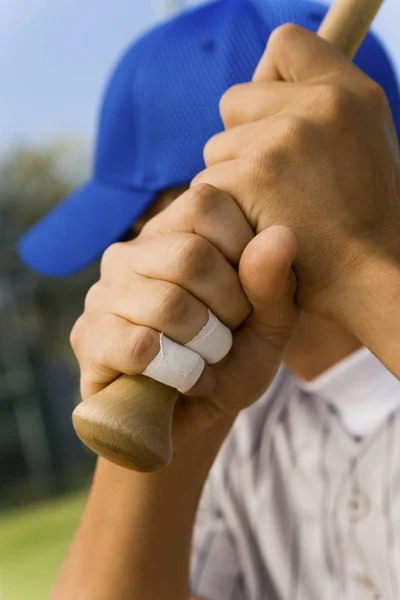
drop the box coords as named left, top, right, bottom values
left=171, top=399, right=237, bottom=455
left=324, top=242, right=400, bottom=378
left=96, top=410, right=234, bottom=494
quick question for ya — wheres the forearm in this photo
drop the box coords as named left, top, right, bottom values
left=51, top=415, right=233, bottom=600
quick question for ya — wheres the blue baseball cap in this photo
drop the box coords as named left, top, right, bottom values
left=19, top=0, right=400, bottom=277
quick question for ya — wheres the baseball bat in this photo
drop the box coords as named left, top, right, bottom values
left=72, top=0, right=384, bottom=472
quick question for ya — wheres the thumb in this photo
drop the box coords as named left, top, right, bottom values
left=239, top=225, right=299, bottom=339
left=208, top=226, right=299, bottom=414
left=208, top=225, right=299, bottom=412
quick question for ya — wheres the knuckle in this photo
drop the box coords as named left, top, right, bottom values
left=239, top=118, right=307, bottom=187
left=242, top=145, right=285, bottom=186
left=100, top=242, right=125, bottom=276
left=203, top=136, right=219, bottom=167
left=190, top=183, right=218, bottom=208
left=241, top=150, right=268, bottom=186
left=158, top=285, right=192, bottom=327
left=364, top=81, right=389, bottom=113
left=79, top=376, right=95, bottom=401
left=175, top=235, right=217, bottom=280
left=70, top=315, right=85, bottom=356
left=219, top=84, right=240, bottom=124
left=79, top=377, right=88, bottom=399
left=84, top=282, right=102, bottom=311
left=126, top=326, right=159, bottom=370
left=277, top=115, right=308, bottom=146
left=318, top=84, right=354, bottom=123
left=190, top=182, right=225, bottom=216
left=269, top=23, right=300, bottom=50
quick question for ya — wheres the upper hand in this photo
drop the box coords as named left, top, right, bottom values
left=194, top=25, right=400, bottom=318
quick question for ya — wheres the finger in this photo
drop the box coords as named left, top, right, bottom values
left=112, top=278, right=233, bottom=365
left=191, top=160, right=242, bottom=220
left=204, top=113, right=307, bottom=168
left=107, top=233, right=251, bottom=328
left=143, top=184, right=253, bottom=265
left=102, top=276, right=228, bottom=349
left=86, top=275, right=234, bottom=365
left=192, top=140, right=295, bottom=232
left=74, top=313, right=214, bottom=400
left=219, top=81, right=296, bottom=129
left=253, top=24, right=356, bottom=84
left=204, top=119, right=269, bottom=167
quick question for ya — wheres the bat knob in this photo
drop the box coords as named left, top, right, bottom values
left=72, top=375, right=179, bottom=472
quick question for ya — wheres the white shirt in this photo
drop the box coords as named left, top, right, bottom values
left=190, top=350, right=400, bottom=599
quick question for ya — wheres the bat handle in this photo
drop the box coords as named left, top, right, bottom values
left=317, top=0, right=383, bottom=59
left=72, top=0, right=384, bottom=472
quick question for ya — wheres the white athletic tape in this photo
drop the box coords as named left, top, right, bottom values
left=185, top=310, right=232, bottom=364
left=143, top=334, right=205, bottom=393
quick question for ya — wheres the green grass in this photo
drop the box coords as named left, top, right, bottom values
left=0, top=491, right=87, bottom=600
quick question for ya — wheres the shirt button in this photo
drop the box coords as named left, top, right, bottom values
left=358, top=574, right=381, bottom=598
left=347, top=490, right=371, bottom=521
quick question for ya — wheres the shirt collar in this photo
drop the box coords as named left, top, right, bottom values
left=292, top=347, right=400, bottom=438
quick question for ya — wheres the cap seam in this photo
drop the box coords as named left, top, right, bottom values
left=93, top=177, right=156, bottom=195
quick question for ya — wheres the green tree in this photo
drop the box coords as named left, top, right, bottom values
left=0, top=137, right=89, bottom=238
left=0, top=139, right=98, bottom=501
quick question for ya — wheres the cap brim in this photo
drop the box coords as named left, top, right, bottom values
left=18, top=180, right=157, bottom=277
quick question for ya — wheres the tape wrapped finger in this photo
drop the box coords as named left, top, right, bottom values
left=185, top=310, right=232, bottom=364
left=142, top=311, right=232, bottom=393
left=143, top=334, right=205, bottom=393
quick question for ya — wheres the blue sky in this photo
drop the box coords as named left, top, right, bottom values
left=1, top=0, right=153, bottom=150
left=1, top=0, right=399, bottom=154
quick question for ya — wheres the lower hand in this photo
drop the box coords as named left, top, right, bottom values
left=71, top=185, right=299, bottom=447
